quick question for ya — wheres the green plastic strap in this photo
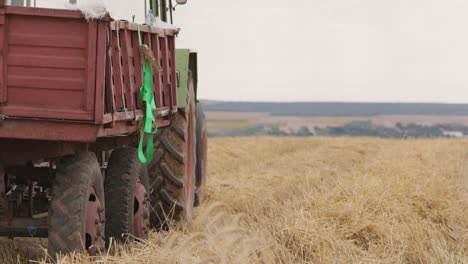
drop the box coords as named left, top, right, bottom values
left=137, top=26, right=158, bottom=164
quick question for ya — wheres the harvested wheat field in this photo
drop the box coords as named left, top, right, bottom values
left=1, top=137, right=468, bottom=263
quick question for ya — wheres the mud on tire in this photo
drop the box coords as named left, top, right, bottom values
left=104, top=147, right=150, bottom=243
left=48, top=152, right=105, bottom=259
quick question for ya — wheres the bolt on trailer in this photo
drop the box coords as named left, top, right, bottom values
left=0, top=0, right=207, bottom=258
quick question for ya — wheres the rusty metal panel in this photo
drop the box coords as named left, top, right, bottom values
left=104, top=24, right=116, bottom=115
left=85, top=20, right=97, bottom=113
left=120, top=26, right=135, bottom=119
left=109, top=25, right=125, bottom=111
left=94, top=21, right=107, bottom=124
left=160, top=36, right=170, bottom=108
left=106, top=21, right=178, bottom=122
left=0, top=6, right=97, bottom=121
left=0, top=15, right=7, bottom=104
left=168, top=35, right=177, bottom=110
left=0, top=6, right=178, bottom=143
left=151, top=33, right=163, bottom=108
left=0, top=118, right=99, bottom=142
left=132, top=30, right=143, bottom=109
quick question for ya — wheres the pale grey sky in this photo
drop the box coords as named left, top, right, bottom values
left=37, top=0, right=468, bottom=103
left=175, top=0, right=468, bottom=103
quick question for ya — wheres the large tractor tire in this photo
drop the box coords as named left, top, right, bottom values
left=48, top=152, right=105, bottom=258
left=104, top=148, right=150, bottom=243
left=195, top=103, right=208, bottom=206
left=148, top=74, right=197, bottom=228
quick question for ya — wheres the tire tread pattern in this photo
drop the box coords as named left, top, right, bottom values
left=104, top=148, right=149, bottom=242
left=148, top=73, right=196, bottom=228
left=48, top=152, right=104, bottom=259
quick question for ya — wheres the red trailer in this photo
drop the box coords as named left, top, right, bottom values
left=0, top=1, right=207, bottom=258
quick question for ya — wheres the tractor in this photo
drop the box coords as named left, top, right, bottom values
left=0, top=0, right=207, bottom=258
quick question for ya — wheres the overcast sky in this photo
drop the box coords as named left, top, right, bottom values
left=175, top=0, right=468, bottom=103
left=38, top=0, right=468, bottom=103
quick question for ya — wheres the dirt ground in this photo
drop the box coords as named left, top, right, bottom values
left=1, top=137, right=467, bottom=263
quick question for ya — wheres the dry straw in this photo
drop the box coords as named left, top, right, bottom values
left=0, top=137, right=467, bottom=263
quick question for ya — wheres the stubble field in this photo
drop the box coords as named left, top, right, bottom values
left=1, top=137, right=467, bottom=263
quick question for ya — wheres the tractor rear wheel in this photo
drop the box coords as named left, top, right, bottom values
left=104, top=148, right=151, bottom=242
left=195, top=103, right=208, bottom=206
left=48, top=152, right=105, bottom=259
left=148, top=74, right=197, bottom=228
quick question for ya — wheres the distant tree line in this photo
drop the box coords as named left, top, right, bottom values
left=315, top=121, right=468, bottom=138
left=208, top=125, right=314, bottom=138
left=208, top=121, right=468, bottom=138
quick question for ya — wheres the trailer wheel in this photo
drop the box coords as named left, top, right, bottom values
left=148, top=74, right=197, bottom=228
left=195, top=103, right=208, bottom=206
left=48, top=152, right=105, bottom=258
left=104, top=148, right=150, bottom=242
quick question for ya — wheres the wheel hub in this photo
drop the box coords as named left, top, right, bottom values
left=86, top=186, right=104, bottom=255
left=134, top=177, right=150, bottom=239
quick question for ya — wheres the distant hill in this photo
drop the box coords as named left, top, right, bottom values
left=203, top=101, right=468, bottom=117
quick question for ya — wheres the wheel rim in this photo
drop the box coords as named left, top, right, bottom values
left=86, top=186, right=104, bottom=255
left=134, top=177, right=150, bottom=239
left=185, top=106, right=195, bottom=217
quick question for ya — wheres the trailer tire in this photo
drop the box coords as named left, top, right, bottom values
left=195, top=103, right=207, bottom=206
left=148, top=74, right=197, bottom=228
left=104, top=148, right=150, bottom=243
left=48, top=152, right=105, bottom=259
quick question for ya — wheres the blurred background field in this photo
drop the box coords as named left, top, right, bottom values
left=1, top=137, right=467, bottom=263
left=205, top=101, right=468, bottom=138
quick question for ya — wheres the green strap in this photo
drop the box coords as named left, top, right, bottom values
left=137, top=26, right=158, bottom=164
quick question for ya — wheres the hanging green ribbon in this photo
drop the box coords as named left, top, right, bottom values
left=137, top=26, right=158, bottom=164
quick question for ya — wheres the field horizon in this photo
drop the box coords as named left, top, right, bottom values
left=203, top=100, right=468, bottom=116
left=1, top=137, right=467, bottom=263
left=203, top=101, right=468, bottom=138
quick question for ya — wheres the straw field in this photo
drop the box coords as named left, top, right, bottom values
left=1, top=137, right=467, bottom=263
